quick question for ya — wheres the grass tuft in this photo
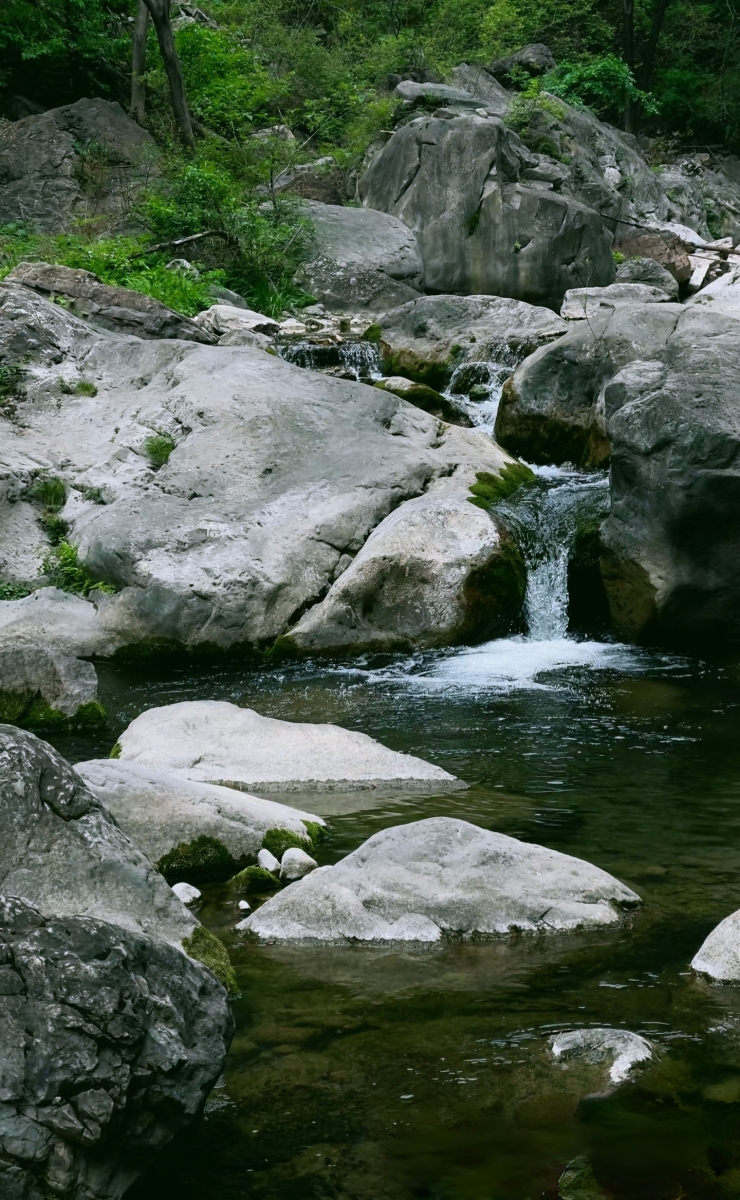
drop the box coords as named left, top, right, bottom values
left=144, top=433, right=176, bottom=468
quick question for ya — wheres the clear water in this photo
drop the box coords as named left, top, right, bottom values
left=43, top=470, right=740, bottom=1200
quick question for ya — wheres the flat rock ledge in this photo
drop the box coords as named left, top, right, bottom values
left=239, top=817, right=640, bottom=942
left=691, top=908, right=740, bottom=981
left=115, top=700, right=461, bottom=792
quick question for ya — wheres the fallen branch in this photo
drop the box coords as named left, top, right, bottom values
left=129, top=230, right=237, bottom=259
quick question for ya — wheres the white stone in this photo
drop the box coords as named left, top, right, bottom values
left=238, top=899, right=251, bottom=912
left=258, top=848, right=280, bottom=873
left=691, top=907, right=740, bottom=980
left=74, top=758, right=323, bottom=863
left=192, top=303, right=279, bottom=337
left=550, top=1028, right=653, bottom=1084
left=280, top=847, right=317, bottom=882
left=172, top=881, right=201, bottom=905
left=240, top=817, right=640, bottom=943
left=115, top=700, right=460, bottom=792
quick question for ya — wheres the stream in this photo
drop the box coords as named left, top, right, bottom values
left=47, top=469, right=740, bottom=1200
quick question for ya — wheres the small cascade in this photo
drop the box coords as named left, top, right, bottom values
left=444, top=359, right=513, bottom=434
left=279, top=339, right=381, bottom=381
left=493, top=468, right=610, bottom=641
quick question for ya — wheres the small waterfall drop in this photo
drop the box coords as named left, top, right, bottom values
left=279, top=340, right=381, bottom=381
left=444, top=360, right=512, bottom=434
left=493, top=468, right=610, bottom=641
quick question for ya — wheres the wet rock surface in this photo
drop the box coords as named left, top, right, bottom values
left=0, top=894, right=232, bottom=1200
left=0, top=646, right=100, bottom=727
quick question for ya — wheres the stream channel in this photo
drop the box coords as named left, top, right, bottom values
left=48, top=467, right=740, bottom=1200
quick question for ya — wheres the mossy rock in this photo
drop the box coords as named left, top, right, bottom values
left=183, top=926, right=238, bottom=995
left=461, top=539, right=527, bottom=641
left=0, top=691, right=107, bottom=732
left=229, top=866, right=282, bottom=896
left=468, top=462, right=536, bottom=510
left=378, top=378, right=472, bottom=426
left=157, top=836, right=246, bottom=886
left=262, top=827, right=311, bottom=859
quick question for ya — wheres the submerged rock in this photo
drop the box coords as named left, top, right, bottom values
left=0, top=646, right=105, bottom=729
left=115, top=700, right=460, bottom=792
left=691, top=909, right=740, bottom=981
left=75, top=758, right=323, bottom=879
left=550, top=1027, right=653, bottom=1084
left=0, top=894, right=232, bottom=1200
left=239, top=816, right=640, bottom=942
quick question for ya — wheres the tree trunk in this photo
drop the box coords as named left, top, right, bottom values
left=638, top=0, right=673, bottom=92
left=130, top=0, right=149, bottom=125
left=623, top=0, right=638, bottom=133
left=142, top=0, right=196, bottom=149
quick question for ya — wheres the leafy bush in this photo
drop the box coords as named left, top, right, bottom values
left=29, top=476, right=67, bottom=511
left=543, top=55, right=659, bottom=123
left=0, top=583, right=33, bottom=601
left=41, top=541, right=116, bottom=596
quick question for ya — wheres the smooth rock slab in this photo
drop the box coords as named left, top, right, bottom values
left=550, top=1028, right=653, bottom=1084
left=75, top=758, right=324, bottom=864
left=691, top=908, right=740, bottom=980
left=239, top=817, right=640, bottom=942
left=116, top=700, right=459, bottom=792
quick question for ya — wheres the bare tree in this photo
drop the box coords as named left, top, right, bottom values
left=141, top=0, right=196, bottom=149
left=130, top=0, right=149, bottom=125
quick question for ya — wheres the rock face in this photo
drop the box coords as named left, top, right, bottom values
left=115, top=700, right=460, bottom=792
left=0, top=98, right=160, bottom=231
left=0, top=895, right=232, bottom=1200
left=7, top=262, right=214, bottom=343
left=0, top=283, right=520, bottom=654
left=371, top=294, right=568, bottom=390
left=0, top=646, right=103, bottom=728
left=74, top=759, right=323, bottom=867
left=559, top=282, right=672, bottom=321
left=550, top=1028, right=653, bottom=1085
left=293, top=200, right=424, bottom=312
left=240, top=817, right=640, bottom=942
left=0, top=724, right=196, bottom=946
left=285, top=471, right=526, bottom=654
left=360, top=112, right=615, bottom=308
left=615, top=256, right=680, bottom=299
left=691, top=909, right=740, bottom=981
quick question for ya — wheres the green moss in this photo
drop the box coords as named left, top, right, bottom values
left=268, top=634, right=301, bottom=662
left=183, top=925, right=238, bottom=995
left=75, top=380, right=98, bottom=396
left=363, top=323, right=382, bottom=342
left=229, top=865, right=281, bottom=895
left=465, top=205, right=483, bottom=237
left=0, top=692, right=107, bottom=731
left=144, top=433, right=176, bottom=468
left=42, top=541, right=116, bottom=596
left=109, top=741, right=122, bottom=758
left=68, top=700, right=108, bottom=729
left=302, top=821, right=326, bottom=847
left=157, top=835, right=245, bottom=886
left=262, top=827, right=311, bottom=859
left=0, top=690, right=32, bottom=724
left=468, top=463, right=536, bottom=510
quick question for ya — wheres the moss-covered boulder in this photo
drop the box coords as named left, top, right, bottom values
left=375, top=376, right=473, bottom=426
left=0, top=646, right=106, bottom=731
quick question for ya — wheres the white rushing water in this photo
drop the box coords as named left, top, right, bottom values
left=444, top=359, right=512, bottom=433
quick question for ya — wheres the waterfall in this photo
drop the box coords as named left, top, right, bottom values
left=444, top=360, right=512, bottom=434
left=493, top=469, right=610, bottom=641
left=279, top=340, right=381, bottom=381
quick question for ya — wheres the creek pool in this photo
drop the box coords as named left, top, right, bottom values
left=50, top=635, right=740, bottom=1200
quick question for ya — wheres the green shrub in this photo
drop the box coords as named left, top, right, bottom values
left=0, top=359, right=25, bottom=414
left=157, top=835, right=242, bottom=885
left=41, top=541, right=116, bottom=597
left=543, top=55, right=659, bottom=123
left=144, top=433, right=177, bottom=469
left=0, top=583, right=33, bottom=601
left=229, top=865, right=281, bottom=895
left=183, top=925, right=238, bottom=995
left=75, top=380, right=98, bottom=397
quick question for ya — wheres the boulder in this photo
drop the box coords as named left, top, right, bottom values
left=374, top=376, right=473, bottom=425
left=360, top=113, right=615, bottom=308
left=0, top=646, right=104, bottom=729
left=0, top=724, right=196, bottom=947
left=560, top=281, right=672, bottom=320
left=280, top=847, right=318, bottom=882
left=615, top=255, right=680, bottom=299
left=0, top=283, right=521, bottom=654
left=192, top=303, right=279, bottom=339
left=114, top=700, right=461, bottom=792
left=686, top=263, right=740, bottom=319
left=238, top=816, right=640, bottom=942
left=393, top=81, right=486, bottom=109
left=0, top=894, right=232, bottom=1200
left=550, top=1028, right=653, bottom=1085
left=172, top=881, right=201, bottom=904
left=258, top=848, right=280, bottom=873
left=285, top=470, right=526, bottom=655
left=74, top=758, right=323, bottom=871
left=613, top=231, right=692, bottom=284
left=448, top=64, right=511, bottom=114
left=294, top=200, right=424, bottom=312
left=6, top=262, right=214, bottom=343
left=489, top=44, right=557, bottom=86
left=691, top=909, right=740, bottom=981
left=270, top=157, right=347, bottom=205
left=0, top=98, right=160, bottom=231
left=369, top=294, right=567, bottom=391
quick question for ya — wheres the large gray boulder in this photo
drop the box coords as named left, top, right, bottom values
left=74, top=758, right=323, bottom=869
left=692, top=909, right=740, bottom=981
left=370, top=293, right=568, bottom=390
left=7, top=262, right=214, bottom=343
left=0, top=98, right=159, bottom=231
left=559, top=281, right=672, bottom=321
left=0, top=895, right=232, bottom=1200
left=615, top=256, right=680, bottom=299
left=115, top=700, right=460, bottom=792
left=239, top=816, right=640, bottom=942
left=0, top=646, right=103, bottom=729
left=294, top=200, right=424, bottom=312
left=360, top=113, right=615, bottom=308
left=284, top=470, right=526, bottom=654
left=0, top=283, right=521, bottom=654
left=0, top=724, right=196, bottom=946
